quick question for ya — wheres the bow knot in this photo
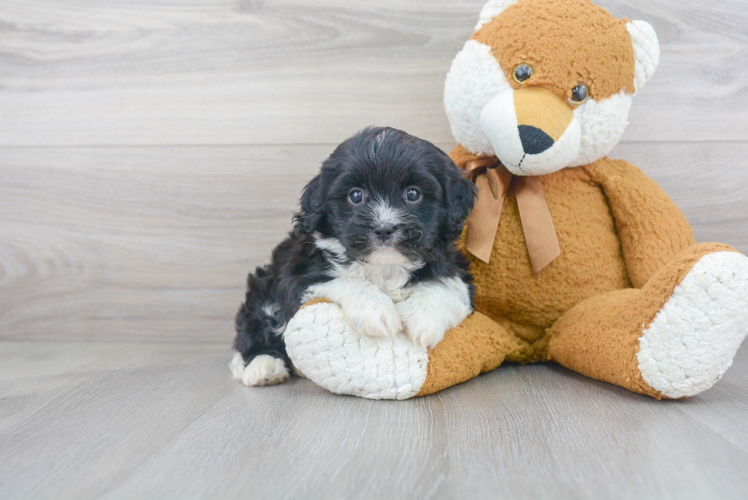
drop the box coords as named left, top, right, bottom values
left=458, top=158, right=561, bottom=274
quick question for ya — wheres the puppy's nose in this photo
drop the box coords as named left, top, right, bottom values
left=518, top=125, right=554, bottom=155
left=373, top=224, right=397, bottom=242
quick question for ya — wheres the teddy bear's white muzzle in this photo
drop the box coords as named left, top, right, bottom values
left=480, top=89, right=581, bottom=176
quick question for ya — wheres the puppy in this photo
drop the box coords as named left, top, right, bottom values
left=230, top=127, right=477, bottom=387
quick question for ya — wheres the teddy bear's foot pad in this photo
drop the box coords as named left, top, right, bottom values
left=637, top=251, right=748, bottom=398
left=284, top=302, right=429, bottom=400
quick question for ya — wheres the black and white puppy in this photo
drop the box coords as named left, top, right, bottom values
left=230, top=127, right=477, bottom=387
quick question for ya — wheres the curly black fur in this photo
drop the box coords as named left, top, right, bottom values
left=233, top=127, right=476, bottom=374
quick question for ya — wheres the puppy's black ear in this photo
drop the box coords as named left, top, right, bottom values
left=442, top=157, right=477, bottom=242
left=293, top=173, right=325, bottom=234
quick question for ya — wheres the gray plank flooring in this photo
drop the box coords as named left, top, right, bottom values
left=2, top=0, right=748, bottom=497
left=0, top=341, right=746, bottom=499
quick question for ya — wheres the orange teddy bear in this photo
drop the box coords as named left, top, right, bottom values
left=284, top=0, right=748, bottom=400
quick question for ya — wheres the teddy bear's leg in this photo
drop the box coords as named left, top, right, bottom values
left=284, top=299, right=527, bottom=399
left=547, top=243, right=748, bottom=399
left=415, top=312, right=533, bottom=397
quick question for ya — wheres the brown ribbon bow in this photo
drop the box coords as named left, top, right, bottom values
left=460, top=158, right=561, bottom=274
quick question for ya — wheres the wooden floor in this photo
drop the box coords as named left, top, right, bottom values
left=2, top=0, right=748, bottom=498
left=0, top=340, right=746, bottom=499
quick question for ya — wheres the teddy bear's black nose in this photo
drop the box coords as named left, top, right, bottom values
left=518, top=125, right=554, bottom=155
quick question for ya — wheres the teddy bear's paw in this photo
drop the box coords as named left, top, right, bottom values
left=284, top=301, right=429, bottom=400
left=342, top=294, right=401, bottom=340
left=236, top=354, right=290, bottom=387
left=637, top=251, right=748, bottom=398
left=396, top=300, right=447, bottom=349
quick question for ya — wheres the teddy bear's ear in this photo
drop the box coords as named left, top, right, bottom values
left=627, top=20, right=661, bottom=92
left=475, top=0, right=519, bottom=30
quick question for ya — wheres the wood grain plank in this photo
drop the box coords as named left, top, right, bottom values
left=0, top=142, right=745, bottom=342
left=434, top=347, right=748, bottom=499
left=1, top=0, right=747, bottom=146
left=0, top=342, right=235, bottom=499
left=0, top=145, right=329, bottom=342
left=0, top=341, right=745, bottom=499
left=671, top=345, right=748, bottom=454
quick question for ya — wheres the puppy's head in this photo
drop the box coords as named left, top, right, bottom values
left=294, top=127, right=476, bottom=264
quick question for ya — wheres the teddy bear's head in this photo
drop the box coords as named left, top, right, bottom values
left=445, top=0, right=660, bottom=176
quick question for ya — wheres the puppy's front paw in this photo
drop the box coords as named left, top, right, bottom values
left=397, top=301, right=446, bottom=349
left=344, top=296, right=401, bottom=339
left=241, top=355, right=290, bottom=387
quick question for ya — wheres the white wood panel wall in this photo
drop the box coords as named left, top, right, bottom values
left=1, top=0, right=746, bottom=342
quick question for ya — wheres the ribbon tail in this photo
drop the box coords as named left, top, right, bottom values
left=465, top=173, right=505, bottom=264
left=515, top=176, right=561, bottom=274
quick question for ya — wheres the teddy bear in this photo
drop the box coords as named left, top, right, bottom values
left=283, top=0, right=748, bottom=400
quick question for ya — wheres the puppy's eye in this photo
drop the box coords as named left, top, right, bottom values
left=405, top=187, right=421, bottom=203
left=513, top=64, right=533, bottom=84
left=348, top=188, right=365, bottom=205
left=570, top=83, right=589, bottom=105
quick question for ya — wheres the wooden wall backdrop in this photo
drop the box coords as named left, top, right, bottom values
left=1, top=0, right=747, bottom=342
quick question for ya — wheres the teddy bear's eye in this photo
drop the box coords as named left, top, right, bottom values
left=513, top=64, right=533, bottom=84
left=570, top=83, right=589, bottom=105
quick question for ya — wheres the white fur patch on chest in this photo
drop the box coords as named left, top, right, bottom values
left=314, top=235, right=423, bottom=302
left=307, top=235, right=473, bottom=351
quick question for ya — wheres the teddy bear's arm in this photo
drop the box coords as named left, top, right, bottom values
left=591, top=158, right=696, bottom=288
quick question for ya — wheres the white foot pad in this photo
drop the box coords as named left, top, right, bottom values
left=230, top=353, right=290, bottom=387
left=284, top=302, right=429, bottom=400
left=637, top=251, right=748, bottom=398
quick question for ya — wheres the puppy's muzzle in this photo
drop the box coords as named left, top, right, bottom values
left=373, top=223, right=399, bottom=243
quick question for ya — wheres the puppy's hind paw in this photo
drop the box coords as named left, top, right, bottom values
left=241, top=355, right=290, bottom=387
left=229, top=352, right=246, bottom=380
